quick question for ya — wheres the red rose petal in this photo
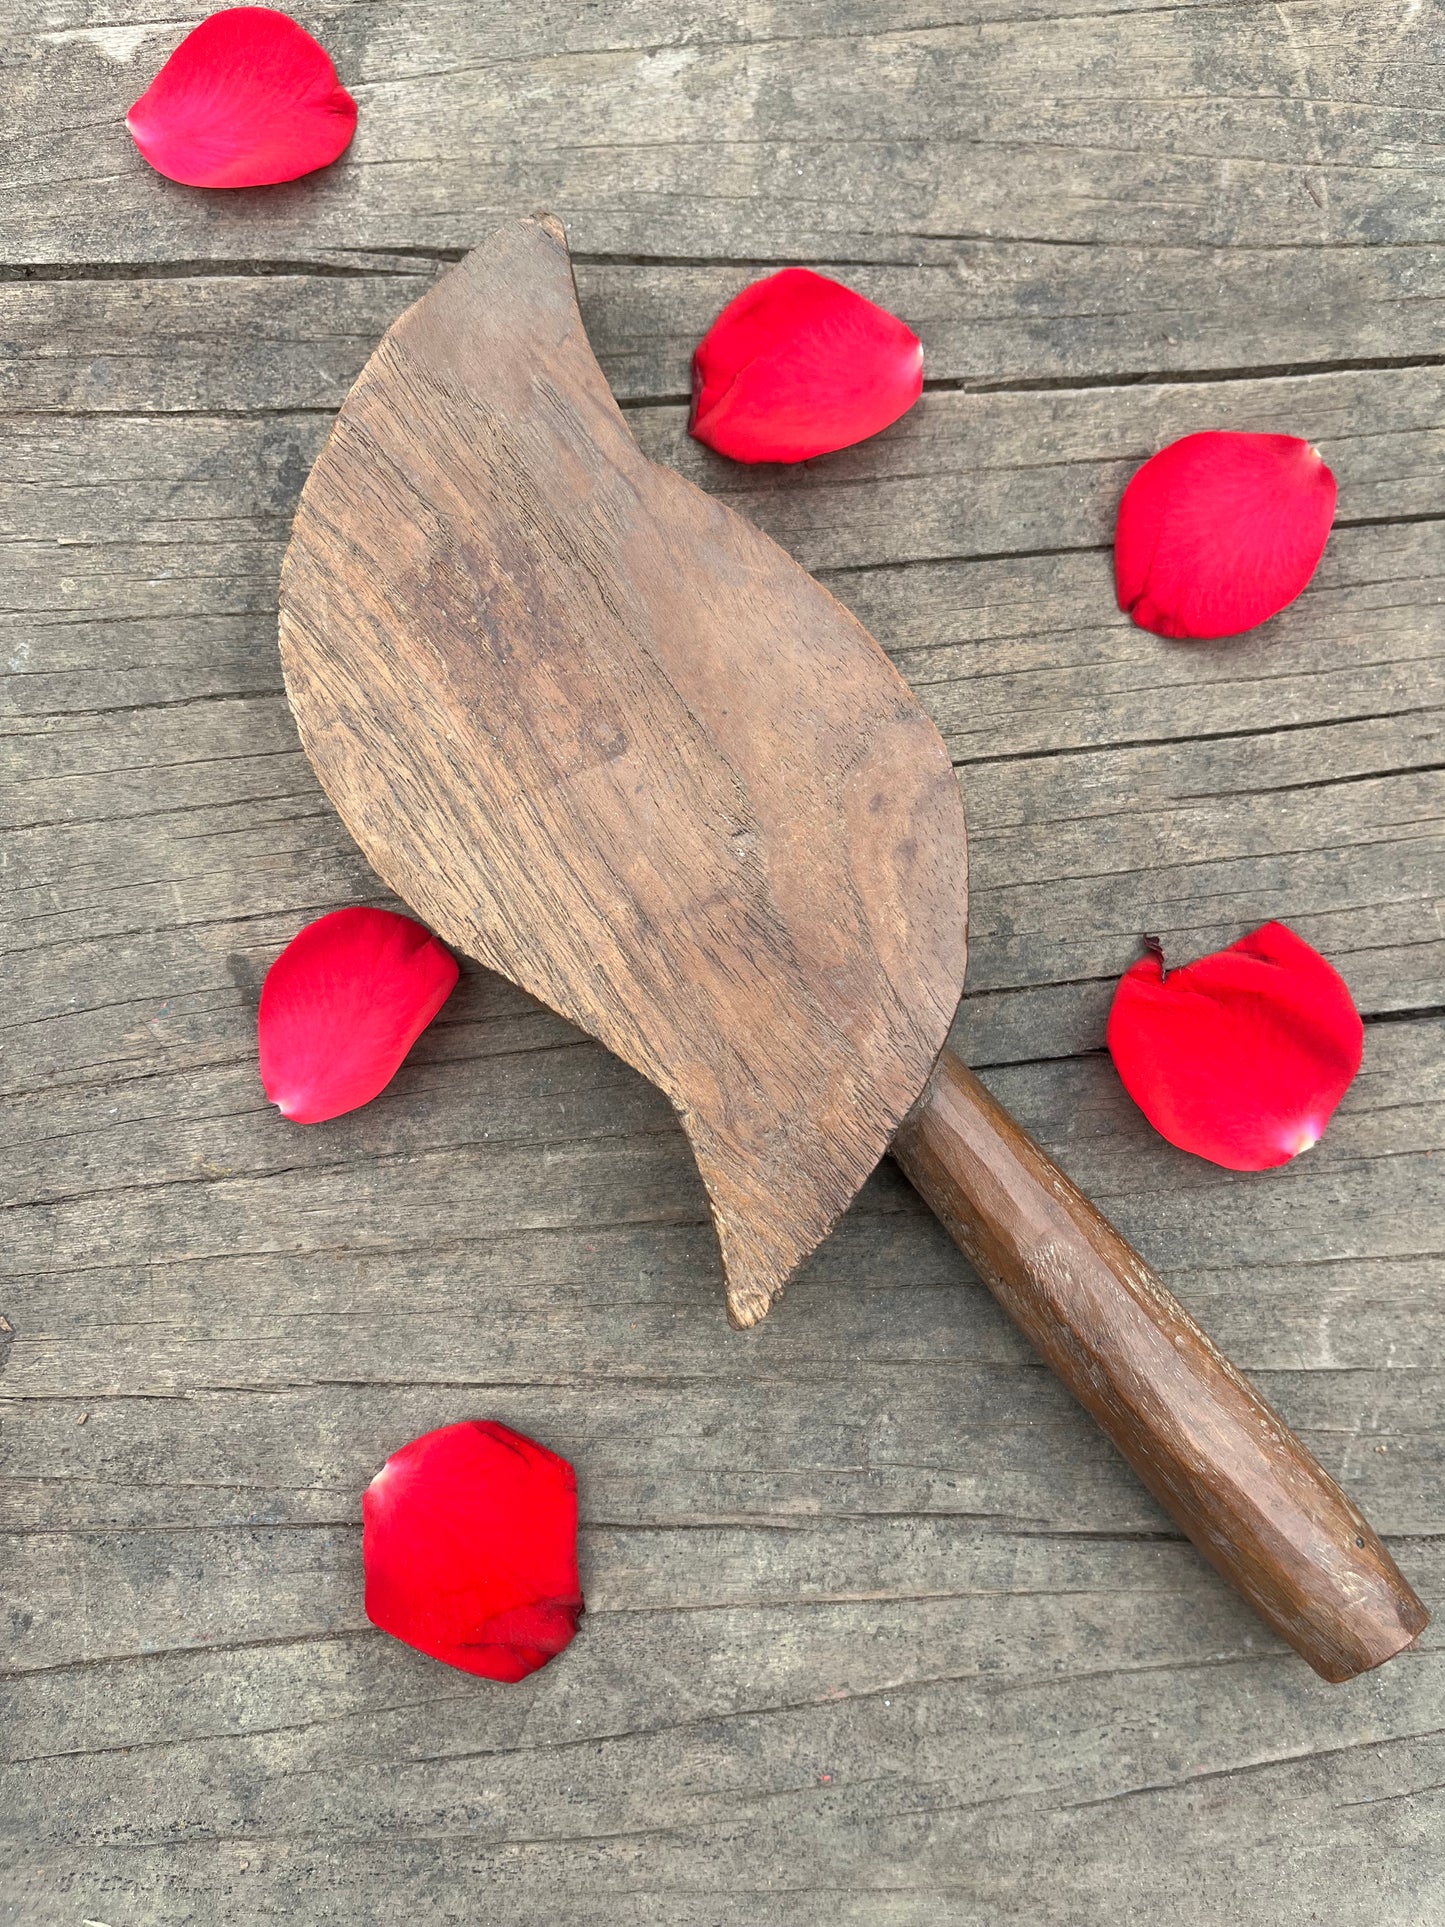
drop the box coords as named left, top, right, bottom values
left=1106, top=922, right=1363, bottom=1171
left=363, top=1421, right=584, bottom=1682
left=126, top=7, right=357, bottom=189
left=258, top=907, right=458, bottom=1124
left=690, top=268, right=923, bottom=463
left=1115, top=431, right=1337, bottom=640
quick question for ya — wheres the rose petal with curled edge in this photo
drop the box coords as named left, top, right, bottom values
left=1106, top=921, right=1364, bottom=1171
left=258, top=906, right=458, bottom=1123
left=690, top=268, right=923, bottom=463
left=1115, top=431, right=1337, bottom=640
left=126, top=7, right=357, bottom=189
left=363, top=1422, right=584, bottom=1681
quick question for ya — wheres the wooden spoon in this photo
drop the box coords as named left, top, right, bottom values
left=278, top=215, right=1426, bottom=1682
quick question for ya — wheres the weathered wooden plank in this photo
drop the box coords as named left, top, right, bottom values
left=3, top=698, right=1439, bottom=1084
left=4, top=379, right=1436, bottom=1463
left=2, top=1022, right=1440, bottom=1499
left=5, top=1229, right=1442, bottom=1536
left=875, top=519, right=1445, bottom=760
left=6, top=1808, right=1442, bottom=1927
left=2, top=1582, right=1442, bottom=1920
left=4, top=1533, right=1440, bottom=1799
left=0, top=1527, right=1302, bottom=1756
left=2, top=1303, right=1439, bottom=1539
left=4, top=370, right=1440, bottom=736
left=646, top=371, right=1445, bottom=574
left=4, top=365, right=1437, bottom=583
left=5, top=682, right=1440, bottom=1082
left=4, top=0, right=1295, bottom=37
left=1, top=1324, right=1439, bottom=1560
left=5, top=512, right=1439, bottom=767
left=4, top=244, right=1442, bottom=413
left=5, top=375, right=1436, bottom=1082
left=6, top=2, right=1441, bottom=262
left=6, top=1791, right=1441, bottom=1927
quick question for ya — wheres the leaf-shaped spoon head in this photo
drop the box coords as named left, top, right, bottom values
left=278, top=217, right=968, bottom=1326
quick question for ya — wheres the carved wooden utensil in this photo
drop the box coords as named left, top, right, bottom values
left=279, top=215, right=1426, bottom=1682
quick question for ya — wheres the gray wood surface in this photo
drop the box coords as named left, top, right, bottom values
left=1, top=1, right=1441, bottom=1920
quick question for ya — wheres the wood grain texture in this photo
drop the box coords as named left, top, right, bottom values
left=6, top=243, right=1444, bottom=416
left=3, top=0, right=1443, bottom=1918
left=894, top=1051, right=1427, bottom=1680
left=279, top=216, right=968, bottom=1328
left=5, top=1, right=1441, bottom=262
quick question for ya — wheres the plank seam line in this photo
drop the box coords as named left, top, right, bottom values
left=1166, top=760, right=1445, bottom=800
left=8, top=359, right=1440, bottom=424
left=622, top=361, right=1445, bottom=412
left=5, top=234, right=1438, bottom=280
left=1062, top=1724, right=1445, bottom=1810
left=345, top=2, right=1300, bottom=79
left=0, top=260, right=433, bottom=284
left=0, top=1626, right=378, bottom=1680
left=0, top=1119, right=687, bottom=1212
left=1338, top=1777, right=1445, bottom=1810
left=952, top=702, right=1445, bottom=767
left=825, top=513, right=1441, bottom=576
left=929, top=352, right=1445, bottom=395
left=0, top=1006, right=1434, bottom=1117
